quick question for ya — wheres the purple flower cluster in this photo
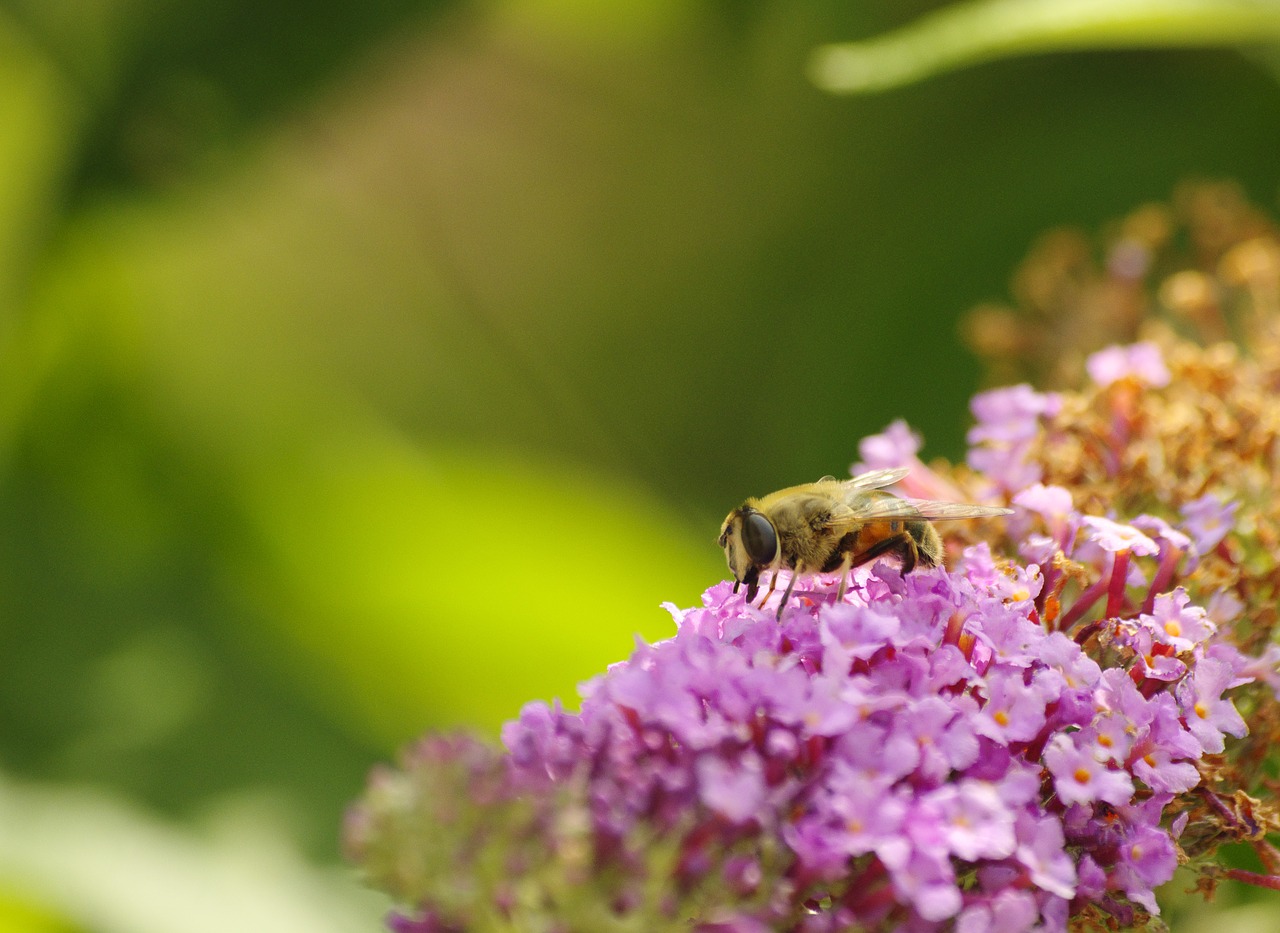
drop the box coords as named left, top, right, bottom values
left=356, top=530, right=1248, bottom=930
left=347, top=340, right=1263, bottom=932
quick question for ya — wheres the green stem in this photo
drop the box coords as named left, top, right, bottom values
left=810, top=0, right=1280, bottom=93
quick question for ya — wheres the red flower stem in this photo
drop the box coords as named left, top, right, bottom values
left=1141, top=542, right=1183, bottom=614
left=1106, top=549, right=1130, bottom=619
left=1059, top=555, right=1115, bottom=631
left=1222, top=868, right=1280, bottom=891
left=1035, top=562, right=1059, bottom=618
left=1256, top=839, right=1280, bottom=875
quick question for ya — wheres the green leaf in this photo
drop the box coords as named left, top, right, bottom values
left=811, top=0, right=1280, bottom=94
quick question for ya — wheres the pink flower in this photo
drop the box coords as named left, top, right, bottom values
left=854, top=419, right=921, bottom=470
left=1177, top=656, right=1249, bottom=754
left=1180, top=493, right=1238, bottom=554
left=1079, top=516, right=1160, bottom=556
left=1138, top=588, right=1215, bottom=652
left=966, top=385, right=1062, bottom=494
left=1043, top=733, right=1135, bottom=807
left=853, top=419, right=971, bottom=501
left=1085, top=342, right=1171, bottom=388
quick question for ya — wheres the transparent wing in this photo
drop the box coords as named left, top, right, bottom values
left=899, top=499, right=1013, bottom=521
left=843, top=496, right=1013, bottom=523
left=841, top=467, right=910, bottom=490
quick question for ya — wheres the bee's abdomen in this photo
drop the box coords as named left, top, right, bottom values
left=911, top=521, right=943, bottom=566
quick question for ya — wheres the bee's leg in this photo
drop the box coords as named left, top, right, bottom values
left=899, top=536, right=920, bottom=575
left=835, top=553, right=855, bottom=602
left=752, top=571, right=778, bottom=609
left=775, top=564, right=803, bottom=620
left=850, top=533, right=921, bottom=574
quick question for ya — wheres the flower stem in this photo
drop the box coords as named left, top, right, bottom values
left=1141, top=541, right=1183, bottom=614
left=1106, top=550, right=1131, bottom=619
left=1222, top=867, right=1280, bottom=891
left=1059, top=554, right=1117, bottom=631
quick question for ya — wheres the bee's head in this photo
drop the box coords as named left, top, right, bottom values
left=718, top=505, right=778, bottom=601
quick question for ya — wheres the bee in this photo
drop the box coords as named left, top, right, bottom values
left=718, top=467, right=1012, bottom=619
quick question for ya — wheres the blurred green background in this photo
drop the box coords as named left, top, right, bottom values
left=3, top=1, right=1280, bottom=930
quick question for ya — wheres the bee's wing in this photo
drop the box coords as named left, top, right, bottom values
left=835, top=495, right=1013, bottom=526
left=897, top=499, right=1013, bottom=521
left=841, top=467, right=911, bottom=491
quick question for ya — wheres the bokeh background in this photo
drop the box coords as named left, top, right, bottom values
left=3, top=1, right=1280, bottom=930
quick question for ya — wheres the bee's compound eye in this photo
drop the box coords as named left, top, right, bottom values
left=741, top=512, right=777, bottom=565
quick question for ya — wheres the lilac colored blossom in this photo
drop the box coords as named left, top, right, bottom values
left=1040, top=632, right=1100, bottom=681
left=1074, top=854, right=1108, bottom=901
left=798, top=764, right=907, bottom=860
left=1011, top=483, right=1073, bottom=538
left=1138, top=588, right=1215, bottom=652
left=1206, top=588, right=1244, bottom=626
left=1121, top=623, right=1188, bottom=683
left=1088, top=711, right=1136, bottom=765
left=1095, top=666, right=1149, bottom=721
left=1177, top=655, right=1249, bottom=754
left=1180, top=492, right=1239, bottom=554
left=1240, top=643, right=1280, bottom=702
left=1129, top=695, right=1202, bottom=795
left=878, top=844, right=961, bottom=922
left=968, top=384, right=1064, bottom=443
left=1009, top=484, right=1076, bottom=567
left=1016, top=533, right=1058, bottom=570
left=1012, top=811, right=1076, bottom=900
left=855, top=418, right=921, bottom=470
left=893, top=695, right=980, bottom=782
left=1113, top=818, right=1179, bottom=915
left=973, top=669, right=1049, bottom=743
left=1130, top=514, right=1192, bottom=554
left=853, top=420, right=973, bottom=502
left=928, top=780, right=1017, bottom=861
left=1079, top=515, right=1159, bottom=556
left=966, top=385, right=1063, bottom=493
left=956, top=890, right=1040, bottom=933
left=697, top=755, right=767, bottom=823
left=1085, top=341, right=1171, bottom=388
left=1043, top=733, right=1135, bottom=807
left=1060, top=796, right=1179, bottom=918
left=1206, top=640, right=1253, bottom=686
left=1171, top=811, right=1190, bottom=840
